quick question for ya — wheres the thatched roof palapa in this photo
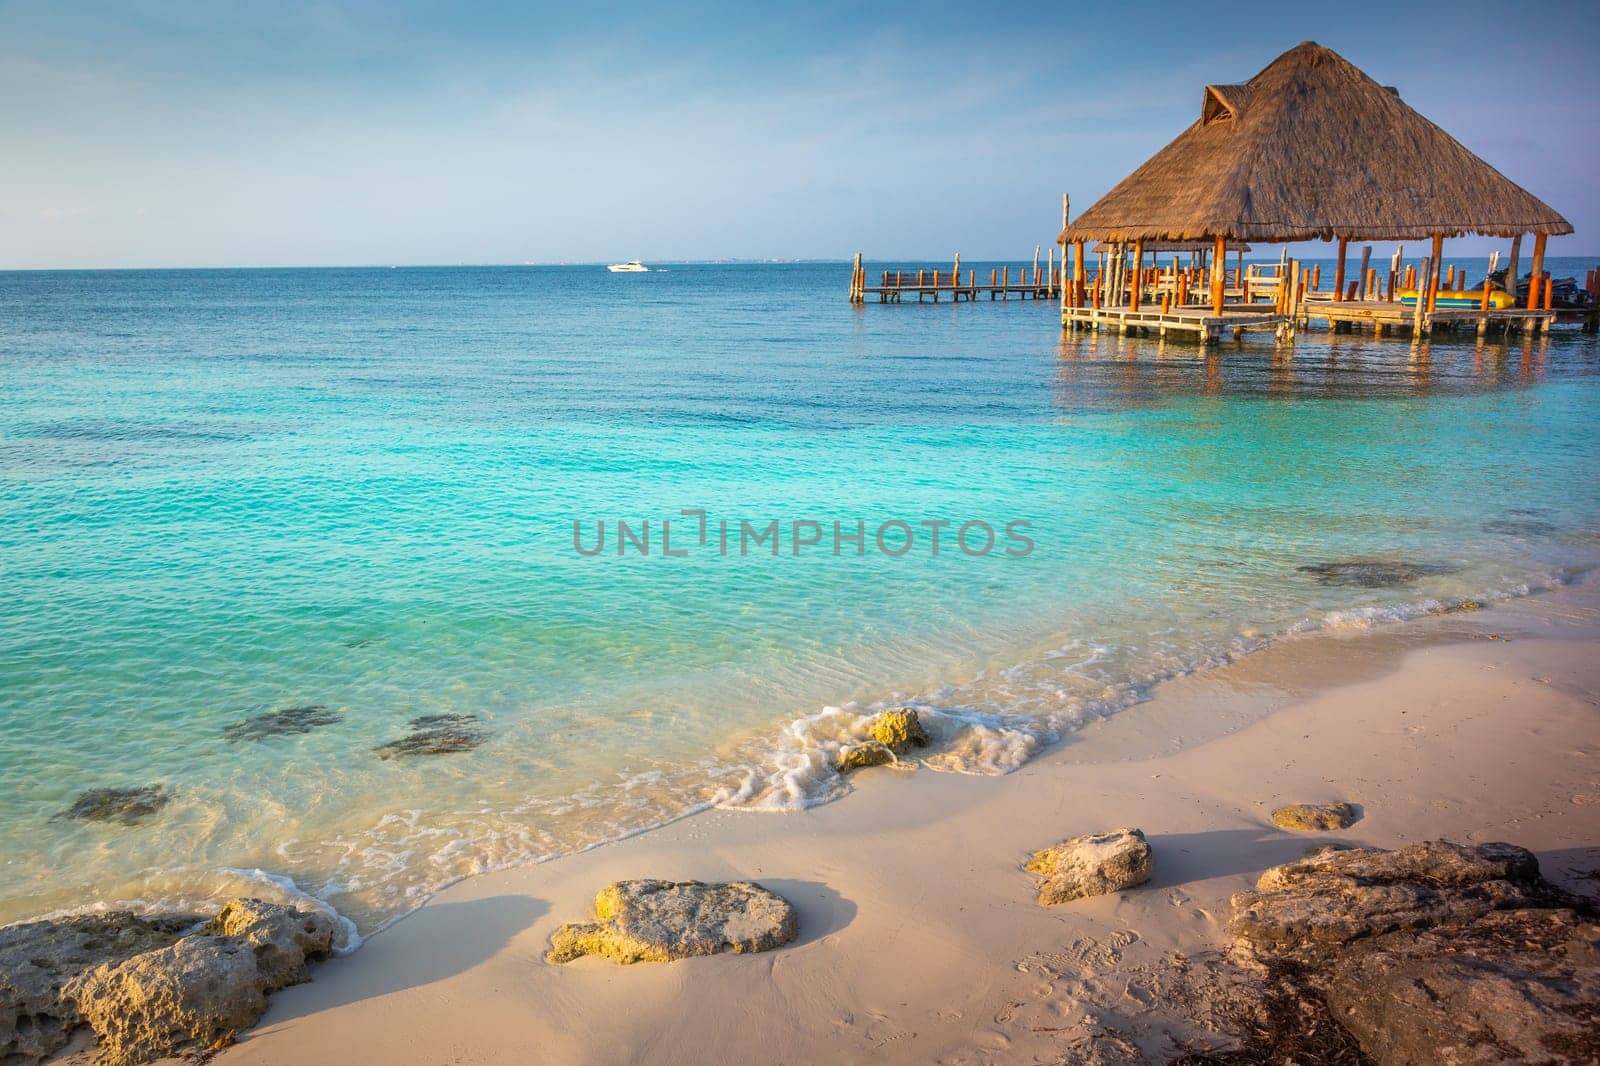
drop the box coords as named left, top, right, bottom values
left=1091, top=240, right=1251, bottom=254
left=1060, top=42, right=1571, bottom=245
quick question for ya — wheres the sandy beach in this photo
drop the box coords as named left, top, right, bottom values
left=194, top=580, right=1600, bottom=1065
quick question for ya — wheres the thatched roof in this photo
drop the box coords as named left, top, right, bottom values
left=1091, top=240, right=1251, bottom=254
left=1060, top=42, right=1571, bottom=244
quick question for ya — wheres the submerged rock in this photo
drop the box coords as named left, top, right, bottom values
left=55, top=785, right=170, bottom=826
left=0, top=911, right=199, bottom=1062
left=65, top=898, right=335, bottom=1066
left=1296, top=559, right=1459, bottom=588
left=222, top=704, right=340, bottom=742
left=870, top=708, right=929, bottom=750
left=1230, top=840, right=1550, bottom=964
left=1026, top=828, right=1153, bottom=905
left=546, top=880, right=798, bottom=965
left=373, top=713, right=486, bottom=760
left=1270, top=802, right=1360, bottom=832
left=836, top=741, right=894, bottom=773
left=1483, top=518, right=1557, bottom=536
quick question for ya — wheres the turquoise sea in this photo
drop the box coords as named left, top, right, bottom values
left=3, top=260, right=1599, bottom=940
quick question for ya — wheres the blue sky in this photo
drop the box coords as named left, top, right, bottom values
left=2, top=0, right=1596, bottom=268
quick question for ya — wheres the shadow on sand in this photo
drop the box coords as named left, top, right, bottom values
left=247, top=894, right=549, bottom=1027
left=753, top=879, right=857, bottom=947
left=1143, top=827, right=1378, bottom=889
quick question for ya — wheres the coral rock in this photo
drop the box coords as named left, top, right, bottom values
left=1232, top=840, right=1598, bottom=1064
left=546, top=880, right=798, bottom=965
left=836, top=741, right=894, bottom=773
left=869, top=708, right=929, bottom=751
left=0, top=911, right=198, bottom=1062
left=1231, top=840, right=1548, bottom=964
left=64, top=898, right=334, bottom=1066
left=1026, top=828, right=1153, bottom=905
left=1269, top=802, right=1360, bottom=832
left=1326, top=907, right=1600, bottom=1065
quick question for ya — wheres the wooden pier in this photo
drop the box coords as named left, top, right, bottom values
left=859, top=268, right=1061, bottom=303
left=848, top=252, right=1062, bottom=304
left=1304, top=300, right=1557, bottom=337
left=845, top=221, right=1593, bottom=345
left=1062, top=304, right=1281, bottom=342
left=1049, top=43, right=1581, bottom=350
left=1052, top=243, right=1581, bottom=344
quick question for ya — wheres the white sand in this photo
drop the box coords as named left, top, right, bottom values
left=217, top=584, right=1600, bottom=1064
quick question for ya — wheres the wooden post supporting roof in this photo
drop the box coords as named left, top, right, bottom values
left=1412, top=255, right=1430, bottom=336
left=1129, top=240, right=1143, bottom=311
left=1073, top=240, right=1085, bottom=309
left=1505, top=235, right=1522, bottom=302
left=1527, top=232, right=1547, bottom=310
left=1211, top=236, right=1226, bottom=314
left=1059, top=194, right=1071, bottom=315
left=1428, top=234, right=1443, bottom=313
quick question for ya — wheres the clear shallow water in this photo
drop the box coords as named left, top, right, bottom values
left=2, top=261, right=1599, bottom=937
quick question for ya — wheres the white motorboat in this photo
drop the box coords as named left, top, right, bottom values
left=607, top=260, right=649, bottom=273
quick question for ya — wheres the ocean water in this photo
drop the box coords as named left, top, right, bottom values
left=3, top=260, right=1599, bottom=939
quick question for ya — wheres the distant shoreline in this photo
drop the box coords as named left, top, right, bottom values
left=4, top=252, right=1596, bottom=274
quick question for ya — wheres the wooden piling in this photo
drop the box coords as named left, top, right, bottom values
left=1128, top=240, right=1143, bottom=310
left=1332, top=236, right=1346, bottom=301
left=1428, top=234, right=1443, bottom=313
left=1413, top=256, right=1430, bottom=335
left=1527, top=232, right=1547, bottom=311
left=1504, top=235, right=1523, bottom=305
left=1073, top=241, right=1085, bottom=310
left=1210, top=235, right=1226, bottom=314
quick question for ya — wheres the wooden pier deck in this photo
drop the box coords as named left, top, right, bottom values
left=848, top=247, right=1589, bottom=344
left=860, top=268, right=1060, bottom=303
left=1062, top=304, right=1283, bottom=342
left=1304, top=299, right=1557, bottom=336
left=848, top=253, right=1063, bottom=305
